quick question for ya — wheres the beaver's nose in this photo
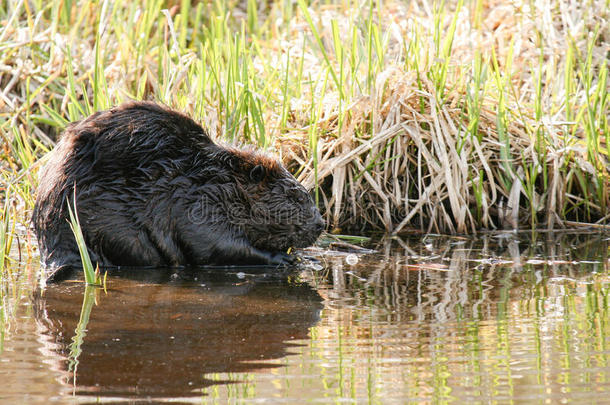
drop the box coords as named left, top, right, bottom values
left=314, top=216, right=325, bottom=233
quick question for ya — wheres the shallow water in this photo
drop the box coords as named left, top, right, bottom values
left=1, top=232, right=609, bottom=404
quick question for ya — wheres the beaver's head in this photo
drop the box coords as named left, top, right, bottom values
left=221, top=148, right=325, bottom=253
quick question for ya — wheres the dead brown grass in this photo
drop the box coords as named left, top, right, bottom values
left=277, top=0, right=609, bottom=233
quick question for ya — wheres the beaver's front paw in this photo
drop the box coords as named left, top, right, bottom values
left=268, top=251, right=298, bottom=266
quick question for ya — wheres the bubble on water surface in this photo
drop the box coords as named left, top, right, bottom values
left=345, top=254, right=358, bottom=265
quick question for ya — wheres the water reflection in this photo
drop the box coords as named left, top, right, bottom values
left=298, top=232, right=610, bottom=403
left=316, top=232, right=609, bottom=320
left=34, top=269, right=323, bottom=400
left=1, top=232, right=609, bottom=403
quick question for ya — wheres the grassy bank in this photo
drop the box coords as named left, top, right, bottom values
left=1, top=0, right=608, bottom=266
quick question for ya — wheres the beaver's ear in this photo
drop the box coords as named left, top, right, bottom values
left=250, top=165, right=266, bottom=182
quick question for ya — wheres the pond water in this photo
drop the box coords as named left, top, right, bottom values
left=1, top=232, right=609, bottom=404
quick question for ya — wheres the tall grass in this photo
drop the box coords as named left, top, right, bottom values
left=0, top=189, right=12, bottom=275
left=66, top=191, right=99, bottom=285
left=0, top=0, right=608, bottom=259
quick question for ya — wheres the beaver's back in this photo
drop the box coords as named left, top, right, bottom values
left=60, top=102, right=211, bottom=180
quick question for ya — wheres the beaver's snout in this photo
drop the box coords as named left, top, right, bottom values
left=309, top=207, right=325, bottom=234
left=313, top=216, right=325, bottom=234
left=295, top=211, right=324, bottom=248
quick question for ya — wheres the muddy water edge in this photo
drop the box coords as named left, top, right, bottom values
left=0, top=231, right=609, bottom=404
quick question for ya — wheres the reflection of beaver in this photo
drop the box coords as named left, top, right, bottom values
left=33, top=102, right=325, bottom=280
left=34, top=271, right=323, bottom=398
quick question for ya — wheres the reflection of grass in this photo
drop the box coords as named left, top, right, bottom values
left=0, top=261, right=38, bottom=357
left=289, top=234, right=610, bottom=402
left=67, top=285, right=98, bottom=387
left=0, top=292, right=6, bottom=353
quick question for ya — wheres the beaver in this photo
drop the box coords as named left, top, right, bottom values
left=33, top=102, right=325, bottom=280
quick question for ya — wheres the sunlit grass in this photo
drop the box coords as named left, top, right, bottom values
left=66, top=191, right=99, bottom=285
left=0, top=188, right=11, bottom=276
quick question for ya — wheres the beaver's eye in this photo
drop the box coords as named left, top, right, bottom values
left=289, top=188, right=308, bottom=204
left=250, top=165, right=266, bottom=182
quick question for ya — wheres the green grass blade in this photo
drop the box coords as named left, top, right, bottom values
left=66, top=190, right=98, bottom=285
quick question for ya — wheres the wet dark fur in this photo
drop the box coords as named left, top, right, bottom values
left=33, top=102, right=324, bottom=280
